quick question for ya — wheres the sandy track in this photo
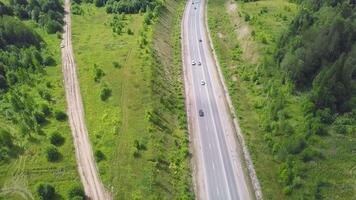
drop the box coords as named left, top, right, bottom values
left=61, top=0, right=110, bottom=199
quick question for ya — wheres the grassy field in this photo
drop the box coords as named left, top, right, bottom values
left=208, top=0, right=356, bottom=199
left=0, top=22, right=81, bottom=199
left=71, top=2, right=192, bottom=199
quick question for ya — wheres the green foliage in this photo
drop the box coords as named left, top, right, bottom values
left=0, top=129, right=14, bottom=162
left=94, top=149, right=105, bottom=162
left=37, top=183, right=56, bottom=200
left=72, top=3, right=84, bottom=15
left=46, top=146, right=61, bottom=162
left=54, top=110, right=67, bottom=121
left=8, top=0, right=64, bottom=33
left=68, top=185, right=85, bottom=200
left=50, top=132, right=65, bottom=146
left=0, top=16, right=41, bottom=48
left=110, top=14, right=127, bottom=35
left=112, top=61, right=121, bottom=68
left=92, top=64, right=105, bottom=82
left=99, top=84, right=112, bottom=101
left=279, top=1, right=356, bottom=113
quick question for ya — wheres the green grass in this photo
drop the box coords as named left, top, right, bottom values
left=0, top=22, right=81, bottom=199
left=208, top=0, right=356, bottom=199
left=71, top=2, right=192, bottom=199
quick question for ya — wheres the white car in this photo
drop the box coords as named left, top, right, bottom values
left=60, top=44, right=65, bottom=48
left=201, top=80, right=205, bottom=85
left=198, top=61, right=201, bottom=66
left=192, top=60, right=196, bottom=65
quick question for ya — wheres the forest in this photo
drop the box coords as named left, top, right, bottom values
left=279, top=0, right=356, bottom=115
left=72, top=0, right=161, bottom=14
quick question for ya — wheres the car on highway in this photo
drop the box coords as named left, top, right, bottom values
left=201, top=80, right=205, bottom=85
left=199, top=39, right=202, bottom=42
left=198, top=61, right=201, bottom=66
left=199, top=109, right=204, bottom=117
left=192, top=60, right=196, bottom=65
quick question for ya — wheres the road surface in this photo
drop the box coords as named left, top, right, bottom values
left=61, top=0, right=110, bottom=199
left=182, top=0, right=254, bottom=199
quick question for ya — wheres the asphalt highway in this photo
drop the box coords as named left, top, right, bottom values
left=182, top=0, right=253, bottom=199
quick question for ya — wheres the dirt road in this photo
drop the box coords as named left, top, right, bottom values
left=61, top=0, right=110, bottom=199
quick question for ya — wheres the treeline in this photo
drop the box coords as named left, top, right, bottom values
left=72, top=0, right=161, bottom=14
left=1, top=0, right=64, bottom=33
left=278, top=0, right=356, bottom=114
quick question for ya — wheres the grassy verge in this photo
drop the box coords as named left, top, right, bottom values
left=0, top=22, right=81, bottom=199
left=71, top=1, right=192, bottom=198
left=208, top=0, right=356, bottom=199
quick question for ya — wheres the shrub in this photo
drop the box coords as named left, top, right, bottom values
left=68, top=185, right=85, bottom=199
left=72, top=4, right=84, bottom=15
left=46, top=146, right=61, bottom=162
left=46, top=20, right=62, bottom=34
left=43, top=56, right=56, bottom=66
left=54, top=110, right=67, bottom=121
left=100, top=85, right=112, bottom=101
left=112, top=61, right=121, bottom=68
left=127, top=28, right=134, bottom=35
left=37, top=183, right=56, bottom=200
left=93, top=64, right=105, bottom=82
left=50, top=132, right=65, bottom=146
left=94, top=150, right=105, bottom=162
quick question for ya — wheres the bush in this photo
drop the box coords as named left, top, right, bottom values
left=37, top=183, right=56, bottom=200
left=50, top=132, right=65, bottom=146
left=46, top=20, right=62, bottom=34
left=43, top=56, right=56, bottom=66
left=93, top=64, right=105, bottom=82
left=54, top=110, right=67, bottom=121
left=127, top=28, right=134, bottom=35
left=68, top=185, right=85, bottom=199
left=46, top=146, right=61, bottom=162
left=94, top=150, right=105, bottom=162
left=72, top=4, right=84, bottom=15
left=100, top=85, right=112, bottom=101
left=112, top=61, right=121, bottom=68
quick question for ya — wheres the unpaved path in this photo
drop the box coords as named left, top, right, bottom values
left=61, top=0, right=110, bottom=199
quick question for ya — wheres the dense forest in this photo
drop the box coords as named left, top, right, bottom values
left=72, top=0, right=161, bottom=14
left=279, top=0, right=356, bottom=115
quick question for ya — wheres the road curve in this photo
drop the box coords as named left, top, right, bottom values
left=61, top=0, right=110, bottom=199
left=181, top=0, right=254, bottom=199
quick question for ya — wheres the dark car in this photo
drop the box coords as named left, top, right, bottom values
left=199, top=109, right=204, bottom=117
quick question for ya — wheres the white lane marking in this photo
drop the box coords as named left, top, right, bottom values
left=183, top=2, right=211, bottom=200
left=212, top=162, right=215, bottom=170
left=193, top=2, right=232, bottom=199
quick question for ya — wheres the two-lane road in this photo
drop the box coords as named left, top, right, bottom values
left=182, top=0, right=254, bottom=199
